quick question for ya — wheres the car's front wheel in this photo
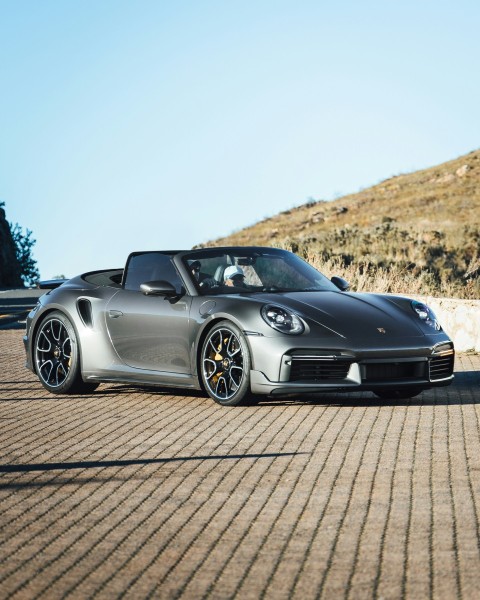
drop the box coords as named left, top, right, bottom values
left=34, top=311, right=98, bottom=395
left=200, top=321, right=252, bottom=406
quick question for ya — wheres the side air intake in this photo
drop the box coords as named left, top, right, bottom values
left=77, top=299, right=93, bottom=328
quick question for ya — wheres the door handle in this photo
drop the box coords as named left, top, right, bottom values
left=108, top=310, right=124, bottom=318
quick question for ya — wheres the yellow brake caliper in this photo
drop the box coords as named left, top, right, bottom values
left=211, top=337, right=227, bottom=386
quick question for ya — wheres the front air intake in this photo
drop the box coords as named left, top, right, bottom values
left=429, top=344, right=455, bottom=381
left=429, top=349, right=455, bottom=381
left=289, top=357, right=352, bottom=382
left=363, top=361, right=426, bottom=382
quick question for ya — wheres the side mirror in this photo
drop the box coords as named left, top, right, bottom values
left=140, top=280, right=178, bottom=296
left=331, top=276, right=350, bottom=292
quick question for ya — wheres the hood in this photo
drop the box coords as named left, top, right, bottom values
left=264, top=291, right=425, bottom=341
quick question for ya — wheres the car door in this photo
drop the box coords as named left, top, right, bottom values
left=105, top=252, right=192, bottom=374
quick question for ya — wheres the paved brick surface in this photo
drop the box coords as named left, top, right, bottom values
left=0, top=328, right=479, bottom=599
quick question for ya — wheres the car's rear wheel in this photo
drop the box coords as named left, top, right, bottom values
left=374, top=387, right=423, bottom=400
left=200, top=321, right=252, bottom=406
left=34, top=311, right=98, bottom=395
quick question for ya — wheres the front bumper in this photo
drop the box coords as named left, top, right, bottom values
left=246, top=334, right=455, bottom=396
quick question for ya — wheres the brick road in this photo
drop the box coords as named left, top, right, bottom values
left=0, top=328, right=479, bottom=599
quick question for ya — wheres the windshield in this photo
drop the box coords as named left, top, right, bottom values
left=182, top=248, right=338, bottom=295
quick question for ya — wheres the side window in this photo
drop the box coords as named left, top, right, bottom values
left=124, top=253, right=183, bottom=292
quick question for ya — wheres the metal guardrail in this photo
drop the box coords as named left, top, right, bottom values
left=0, top=289, right=44, bottom=330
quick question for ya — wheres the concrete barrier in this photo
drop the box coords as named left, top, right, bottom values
left=410, top=296, right=480, bottom=352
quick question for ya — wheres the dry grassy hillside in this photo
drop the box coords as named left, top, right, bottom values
left=202, top=150, right=480, bottom=298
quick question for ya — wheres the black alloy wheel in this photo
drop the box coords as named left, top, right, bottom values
left=34, top=311, right=98, bottom=394
left=201, top=321, right=252, bottom=406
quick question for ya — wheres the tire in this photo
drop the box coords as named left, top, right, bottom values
left=34, top=311, right=98, bottom=395
left=374, top=387, right=423, bottom=400
left=200, top=320, right=252, bottom=406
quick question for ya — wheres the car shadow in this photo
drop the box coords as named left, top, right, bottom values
left=452, top=369, right=480, bottom=388
left=2, top=371, right=477, bottom=406
left=95, top=384, right=208, bottom=398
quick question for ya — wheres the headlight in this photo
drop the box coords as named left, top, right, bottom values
left=261, top=304, right=304, bottom=335
left=411, top=300, right=441, bottom=331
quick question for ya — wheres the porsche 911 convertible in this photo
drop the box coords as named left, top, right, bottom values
left=24, top=247, right=454, bottom=405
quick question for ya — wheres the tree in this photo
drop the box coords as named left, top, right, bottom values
left=1, top=200, right=40, bottom=287
left=11, top=223, right=40, bottom=287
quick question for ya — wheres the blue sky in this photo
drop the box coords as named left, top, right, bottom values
left=1, top=0, right=479, bottom=279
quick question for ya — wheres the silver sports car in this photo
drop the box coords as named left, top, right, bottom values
left=24, top=247, right=454, bottom=406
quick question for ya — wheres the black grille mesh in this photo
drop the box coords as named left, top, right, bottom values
left=363, top=362, right=425, bottom=381
left=289, top=360, right=351, bottom=382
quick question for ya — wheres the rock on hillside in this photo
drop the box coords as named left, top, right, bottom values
left=0, top=206, right=23, bottom=288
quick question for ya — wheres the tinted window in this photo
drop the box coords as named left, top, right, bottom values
left=124, top=253, right=183, bottom=292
